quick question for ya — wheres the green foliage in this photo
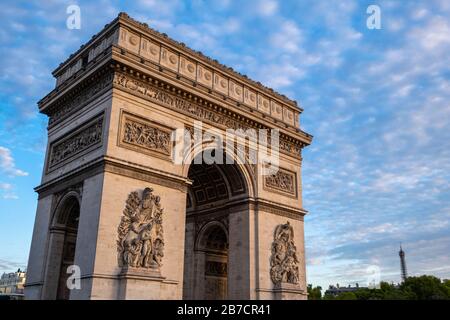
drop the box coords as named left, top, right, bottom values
left=311, top=275, right=450, bottom=300
left=400, top=275, right=450, bottom=300
left=336, top=292, right=357, bottom=300
left=307, top=284, right=322, bottom=300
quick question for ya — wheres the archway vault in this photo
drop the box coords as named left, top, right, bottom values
left=183, top=147, right=256, bottom=203
left=183, top=150, right=252, bottom=300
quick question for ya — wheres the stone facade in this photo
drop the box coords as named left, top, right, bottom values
left=0, top=269, right=26, bottom=297
left=25, top=13, right=312, bottom=300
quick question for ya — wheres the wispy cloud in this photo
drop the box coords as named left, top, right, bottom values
left=257, top=0, right=278, bottom=16
left=0, top=146, right=28, bottom=177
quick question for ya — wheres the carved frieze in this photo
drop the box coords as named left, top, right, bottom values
left=270, top=222, right=299, bottom=285
left=117, top=187, right=164, bottom=270
left=49, top=70, right=113, bottom=125
left=113, top=72, right=303, bottom=158
left=119, top=111, right=172, bottom=158
left=264, top=168, right=297, bottom=196
left=47, top=114, right=104, bottom=171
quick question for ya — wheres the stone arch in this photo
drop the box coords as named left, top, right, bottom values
left=183, top=147, right=254, bottom=300
left=189, top=221, right=229, bottom=300
left=195, top=220, right=229, bottom=251
left=181, top=145, right=256, bottom=200
left=51, top=191, right=81, bottom=228
left=42, top=191, right=81, bottom=300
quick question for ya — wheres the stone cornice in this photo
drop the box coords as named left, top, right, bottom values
left=115, top=13, right=300, bottom=109
left=38, top=56, right=113, bottom=119
left=186, top=197, right=306, bottom=221
left=52, top=15, right=120, bottom=77
left=111, top=63, right=311, bottom=150
left=254, top=198, right=308, bottom=219
left=110, top=46, right=312, bottom=139
left=52, top=13, right=300, bottom=111
left=39, top=60, right=311, bottom=158
left=35, top=155, right=192, bottom=198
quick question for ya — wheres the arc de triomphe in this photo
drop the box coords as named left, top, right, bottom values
left=25, top=13, right=312, bottom=300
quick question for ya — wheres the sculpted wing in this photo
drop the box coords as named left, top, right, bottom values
left=117, top=191, right=141, bottom=265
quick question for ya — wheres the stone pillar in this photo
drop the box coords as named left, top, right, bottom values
left=182, top=221, right=196, bottom=299
left=87, top=170, right=189, bottom=300
left=70, top=174, right=104, bottom=300
left=193, top=251, right=206, bottom=299
left=24, top=195, right=53, bottom=300
left=41, top=230, right=65, bottom=300
left=228, top=208, right=251, bottom=299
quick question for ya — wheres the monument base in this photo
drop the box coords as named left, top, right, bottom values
left=273, top=282, right=308, bottom=300
left=117, top=266, right=165, bottom=299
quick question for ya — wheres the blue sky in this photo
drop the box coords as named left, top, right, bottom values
left=1, top=0, right=449, bottom=289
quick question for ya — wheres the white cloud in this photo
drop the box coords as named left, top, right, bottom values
left=0, top=183, right=13, bottom=191
left=0, top=146, right=28, bottom=177
left=411, top=8, right=429, bottom=20
left=414, top=16, right=450, bottom=50
left=270, top=20, right=303, bottom=53
left=0, top=182, right=18, bottom=200
left=257, top=0, right=278, bottom=16
left=2, top=194, right=19, bottom=200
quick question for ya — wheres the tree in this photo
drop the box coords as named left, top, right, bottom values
left=400, top=275, right=450, bottom=300
left=307, top=284, right=322, bottom=300
left=336, top=292, right=357, bottom=300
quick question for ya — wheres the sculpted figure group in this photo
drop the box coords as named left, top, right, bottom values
left=117, top=187, right=164, bottom=269
left=270, top=221, right=300, bottom=285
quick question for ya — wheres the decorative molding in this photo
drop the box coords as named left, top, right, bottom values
left=47, top=113, right=104, bottom=172
left=115, top=13, right=300, bottom=109
left=263, top=167, right=297, bottom=197
left=53, top=13, right=302, bottom=115
left=117, top=187, right=164, bottom=270
left=185, top=124, right=258, bottom=179
left=103, top=157, right=190, bottom=192
left=270, top=222, right=299, bottom=285
left=255, top=201, right=305, bottom=221
left=113, top=71, right=305, bottom=158
left=36, top=155, right=191, bottom=199
left=47, top=69, right=113, bottom=126
left=118, top=111, right=173, bottom=159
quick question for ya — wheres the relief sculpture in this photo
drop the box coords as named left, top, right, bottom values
left=122, top=117, right=171, bottom=156
left=270, top=221, right=299, bottom=285
left=117, top=187, right=164, bottom=270
left=264, top=169, right=296, bottom=195
left=48, top=116, right=103, bottom=170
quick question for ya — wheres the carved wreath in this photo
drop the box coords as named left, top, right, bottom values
left=270, top=221, right=299, bottom=285
left=117, top=187, right=164, bottom=270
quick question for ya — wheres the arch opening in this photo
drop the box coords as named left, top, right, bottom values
left=43, top=194, right=80, bottom=300
left=183, top=150, right=250, bottom=300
